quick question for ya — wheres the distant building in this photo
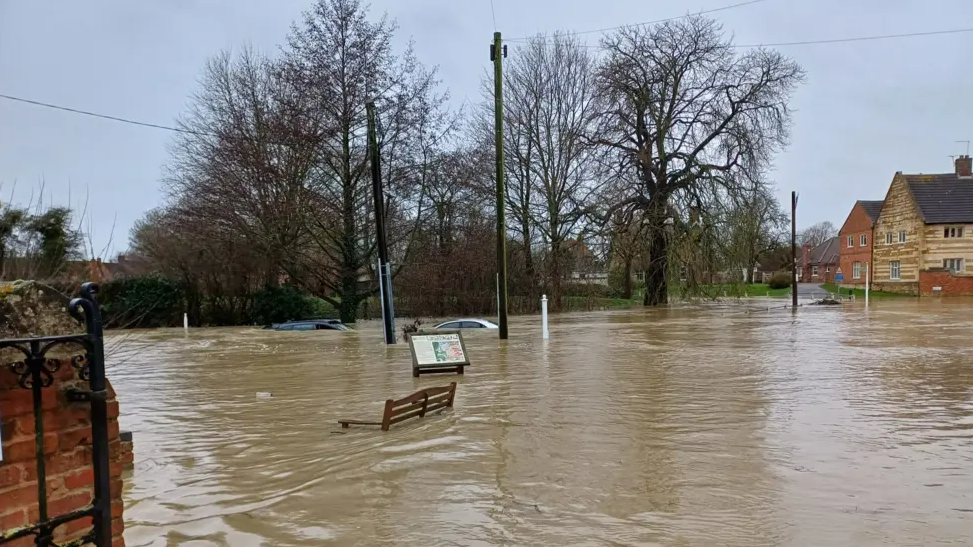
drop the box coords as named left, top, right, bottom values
left=871, top=155, right=973, bottom=295
left=798, top=237, right=840, bottom=284
left=838, top=200, right=884, bottom=287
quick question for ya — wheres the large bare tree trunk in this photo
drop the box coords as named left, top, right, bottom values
left=644, top=226, right=668, bottom=306
left=622, top=256, right=633, bottom=300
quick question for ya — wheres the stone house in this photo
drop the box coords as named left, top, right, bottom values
left=798, top=236, right=840, bottom=284
left=838, top=200, right=884, bottom=287
left=871, top=155, right=973, bottom=295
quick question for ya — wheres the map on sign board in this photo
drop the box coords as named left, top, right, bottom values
left=409, top=331, right=470, bottom=367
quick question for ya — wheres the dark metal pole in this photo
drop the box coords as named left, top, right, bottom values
left=78, top=283, right=113, bottom=545
left=791, top=191, right=798, bottom=308
left=367, top=101, right=395, bottom=344
left=493, top=31, right=509, bottom=340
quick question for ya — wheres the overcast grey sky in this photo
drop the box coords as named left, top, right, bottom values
left=1, top=0, right=972, bottom=256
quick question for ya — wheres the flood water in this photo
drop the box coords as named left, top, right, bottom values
left=109, top=299, right=973, bottom=546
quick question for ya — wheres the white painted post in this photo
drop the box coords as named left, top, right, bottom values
left=541, top=294, right=549, bottom=339
left=496, top=273, right=500, bottom=324
left=183, top=313, right=188, bottom=331
left=378, top=257, right=386, bottom=330
left=864, top=262, right=870, bottom=308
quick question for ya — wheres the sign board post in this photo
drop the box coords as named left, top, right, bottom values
left=408, top=330, right=471, bottom=377
left=834, top=268, right=844, bottom=298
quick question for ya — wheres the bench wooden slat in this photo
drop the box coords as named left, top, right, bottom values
left=390, top=393, right=451, bottom=417
left=337, top=383, right=456, bottom=431
left=337, top=420, right=383, bottom=428
left=389, top=401, right=450, bottom=425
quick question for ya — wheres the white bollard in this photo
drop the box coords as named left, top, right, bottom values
left=864, top=262, right=870, bottom=308
left=184, top=313, right=189, bottom=331
left=541, top=294, right=549, bottom=339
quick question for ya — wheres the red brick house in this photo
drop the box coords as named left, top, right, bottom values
left=798, top=236, right=840, bottom=283
left=838, top=200, right=883, bottom=287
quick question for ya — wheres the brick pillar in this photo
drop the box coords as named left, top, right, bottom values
left=0, top=358, right=126, bottom=547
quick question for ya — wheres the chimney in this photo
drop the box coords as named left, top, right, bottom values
left=957, top=155, right=972, bottom=178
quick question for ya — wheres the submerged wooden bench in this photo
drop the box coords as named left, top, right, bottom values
left=338, top=383, right=457, bottom=431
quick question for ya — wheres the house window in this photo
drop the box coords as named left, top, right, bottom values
left=860, top=234, right=867, bottom=246
left=847, top=235, right=853, bottom=248
left=886, top=232, right=893, bottom=244
left=890, top=261, right=901, bottom=280
left=898, top=230, right=906, bottom=243
left=812, top=265, right=818, bottom=277
left=853, top=262, right=862, bottom=279
left=826, top=266, right=831, bottom=273
left=944, top=227, right=965, bottom=238
left=944, top=258, right=964, bottom=273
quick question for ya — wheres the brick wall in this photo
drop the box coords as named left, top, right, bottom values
left=0, top=358, right=126, bottom=547
left=871, top=281, right=920, bottom=295
left=919, top=269, right=973, bottom=296
left=839, top=202, right=875, bottom=287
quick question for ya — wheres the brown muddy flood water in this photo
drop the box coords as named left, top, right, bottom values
left=109, top=300, right=973, bottom=546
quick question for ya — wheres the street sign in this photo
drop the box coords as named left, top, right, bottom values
left=835, top=273, right=844, bottom=283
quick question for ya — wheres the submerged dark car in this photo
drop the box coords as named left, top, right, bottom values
left=263, top=319, right=350, bottom=331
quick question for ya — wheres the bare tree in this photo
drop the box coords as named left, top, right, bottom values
left=165, top=47, right=318, bottom=291
left=492, top=33, right=599, bottom=309
left=281, top=0, right=448, bottom=322
left=799, top=220, right=837, bottom=247
left=722, top=181, right=787, bottom=282
left=594, top=16, right=805, bottom=305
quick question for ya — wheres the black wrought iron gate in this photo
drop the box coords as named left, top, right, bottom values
left=0, top=283, right=113, bottom=547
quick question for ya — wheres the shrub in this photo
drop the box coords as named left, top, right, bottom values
left=250, top=285, right=318, bottom=325
left=768, top=273, right=792, bottom=290
left=100, top=275, right=185, bottom=328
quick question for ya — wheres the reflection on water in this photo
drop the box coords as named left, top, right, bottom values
left=109, top=299, right=973, bottom=546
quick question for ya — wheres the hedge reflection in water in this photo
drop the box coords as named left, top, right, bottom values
left=109, top=300, right=973, bottom=546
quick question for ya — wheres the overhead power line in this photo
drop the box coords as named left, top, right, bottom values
left=0, top=93, right=197, bottom=134
left=510, top=26, right=973, bottom=49
left=508, top=0, right=767, bottom=41
left=732, top=27, right=973, bottom=48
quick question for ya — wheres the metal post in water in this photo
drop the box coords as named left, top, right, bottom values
left=183, top=312, right=188, bottom=331
left=541, top=294, right=549, bottom=340
left=865, top=262, right=870, bottom=308
left=378, top=257, right=387, bottom=336
left=384, top=261, right=397, bottom=341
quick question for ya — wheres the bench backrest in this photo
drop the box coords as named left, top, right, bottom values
left=380, top=382, right=457, bottom=431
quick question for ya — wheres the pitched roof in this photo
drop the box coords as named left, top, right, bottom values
left=798, top=236, right=841, bottom=267
left=809, top=236, right=840, bottom=265
left=858, top=200, right=884, bottom=222
left=905, top=175, right=973, bottom=224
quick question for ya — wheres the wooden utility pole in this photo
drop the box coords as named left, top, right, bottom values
left=791, top=191, right=798, bottom=308
left=492, top=31, right=509, bottom=339
left=367, top=101, right=396, bottom=344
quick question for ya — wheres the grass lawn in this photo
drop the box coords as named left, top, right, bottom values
left=820, top=283, right=910, bottom=299
left=673, top=283, right=792, bottom=298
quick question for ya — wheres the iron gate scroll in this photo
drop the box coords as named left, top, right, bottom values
left=0, top=283, right=113, bottom=547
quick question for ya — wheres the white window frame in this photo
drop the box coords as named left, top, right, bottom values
left=860, top=234, right=867, bottom=247
left=885, top=232, right=893, bottom=244
left=811, top=265, right=818, bottom=277
left=890, top=261, right=901, bottom=280
left=853, top=262, right=862, bottom=279
left=898, top=230, right=906, bottom=243
left=944, top=258, right=964, bottom=273
left=847, top=235, right=853, bottom=248
left=826, top=266, right=831, bottom=273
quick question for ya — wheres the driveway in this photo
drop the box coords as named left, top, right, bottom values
left=796, top=283, right=829, bottom=299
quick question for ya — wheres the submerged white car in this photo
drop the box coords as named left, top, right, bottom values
left=434, top=318, right=499, bottom=330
